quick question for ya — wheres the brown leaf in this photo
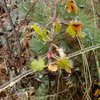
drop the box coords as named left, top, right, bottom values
left=65, top=0, right=78, bottom=13
left=66, top=21, right=84, bottom=38
left=48, top=63, right=58, bottom=72
left=94, top=89, right=100, bottom=97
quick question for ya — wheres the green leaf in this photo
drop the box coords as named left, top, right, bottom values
left=31, top=58, right=45, bottom=71
left=41, top=29, right=50, bottom=41
left=31, top=38, right=49, bottom=55
left=32, top=23, right=41, bottom=35
left=54, top=21, right=61, bottom=33
left=66, top=25, right=76, bottom=38
left=32, top=24, right=50, bottom=41
left=57, top=59, right=72, bottom=73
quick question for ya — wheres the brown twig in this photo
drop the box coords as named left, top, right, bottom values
left=0, top=17, right=10, bottom=56
left=3, top=0, right=22, bottom=73
left=48, top=0, right=57, bottom=60
left=0, top=17, right=15, bottom=67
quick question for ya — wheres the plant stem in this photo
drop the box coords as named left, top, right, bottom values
left=0, top=16, right=16, bottom=74
left=90, top=0, right=100, bottom=81
left=0, top=70, right=35, bottom=92
left=3, top=0, right=22, bottom=73
left=48, top=0, right=57, bottom=61
left=77, top=37, right=92, bottom=100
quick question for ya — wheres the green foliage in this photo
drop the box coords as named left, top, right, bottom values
left=57, top=59, right=72, bottom=73
left=54, top=33, right=69, bottom=52
left=32, top=23, right=50, bottom=41
left=66, top=25, right=76, bottom=38
left=54, top=20, right=61, bottom=33
left=37, top=75, right=49, bottom=100
left=17, top=0, right=33, bottom=15
left=77, top=11, right=100, bottom=44
left=17, top=0, right=52, bottom=24
left=31, top=58, right=45, bottom=71
left=31, top=38, right=49, bottom=55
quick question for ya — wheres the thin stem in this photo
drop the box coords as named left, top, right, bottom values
left=67, top=44, right=100, bottom=59
left=0, top=16, right=15, bottom=72
left=0, top=70, right=34, bottom=92
left=90, top=0, right=100, bottom=81
left=56, top=69, right=61, bottom=99
left=77, top=37, right=92, bottom=100
left=3, top=0, right=22, bottom=73
left=33, top=88, right=67, bottom=100
left=48, top=0, right=57, bottom=60
left=0, top=17, right=12, bottom=61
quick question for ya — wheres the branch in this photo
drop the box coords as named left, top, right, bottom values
left=67, top=44, right=100, bottom=59
left=0, top=70, right=35, bottom=93
left=0, top=16, right=15, bottom=66
left=3, top=0, right=22, bottom=71
left=48, top=0, right=57, bottom=60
